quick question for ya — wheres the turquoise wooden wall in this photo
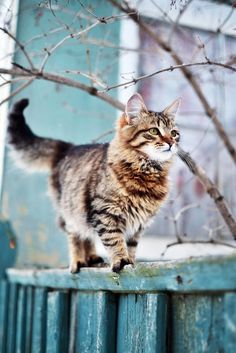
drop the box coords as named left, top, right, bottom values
left=1, top=255, right=236, bottom=353
left=1, top=0, right=120, bottom=268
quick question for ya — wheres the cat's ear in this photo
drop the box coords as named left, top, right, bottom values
left=163, top=98, right=181, bottom=121
left=125, top=93, right=148, bottom=124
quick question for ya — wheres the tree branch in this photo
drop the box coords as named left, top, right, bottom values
left=0, top=27, right=34, bottom=69
left=178, top=147, right=236, bottom=238
left=101, top=60, right=236, bottom=92
left=0, top=66, right=124, bottom=111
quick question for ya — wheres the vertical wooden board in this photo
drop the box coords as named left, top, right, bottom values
left=170, top=294, right=225, bottom=353
left=46, top=291, right=70, bottom=353
left=6, top=283, right=18, bottom=353
left=31, top=288, right=47, bottom=353
left=0, top=280, right=8, bottom=353
left=25, top=286, right=34, bottom=353
left=117, top=293, right=168, bottom=353
left=75, top=291, right=117, bottom=353
left=223, top=292, right=236, bottom=352
left=15, top=286, right=27, bottom=353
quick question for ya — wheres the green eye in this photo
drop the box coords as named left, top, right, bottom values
left=149, top=128, right=159, bottom=135
left=171, top=130, right=178, bottom=137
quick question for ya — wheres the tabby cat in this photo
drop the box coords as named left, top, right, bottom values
left=7, top=93, right=180, bottom=273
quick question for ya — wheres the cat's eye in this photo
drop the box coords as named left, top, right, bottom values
left=149, top=128, right=160, bottom=135
left=171, top=130, right=179, bottom=137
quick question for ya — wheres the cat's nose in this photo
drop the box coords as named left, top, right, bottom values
left=166, top=140, right=174, bottom=149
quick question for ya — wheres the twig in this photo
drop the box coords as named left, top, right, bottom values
left=109, top=0, right=236, bottom=164
left=100, top=60, right=236, bottom=92
left=64, top=70, right=107, bottom=89
left=0, top=66, right=124, bottom=111
left=0, top=27, right=34, bottom=69
left=91, top=129, right=115, bottom=143
left=0, top=78, right=34, bottom=106
left=40, top=20, right=101, bottom=72
left=217, top=6, right=235, bottom=33
left=177, top=147, right=236, bottom=238
left=161, top=239, right=236, bottom=257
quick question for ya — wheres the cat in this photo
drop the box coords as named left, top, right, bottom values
left=7, top=93, right=180, bottom=273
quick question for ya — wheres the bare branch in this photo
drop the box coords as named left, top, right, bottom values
left=0, top=27, right=34, bottom=69
left=0, top=78, right=34, bottom=106
left=0, top=66, right=124, bottom=111
left=161, top=239, right=236, bottom=257
left=40, top=20, right=101, bottom=72
left=178, top=147, right=236, bottom=238
left=101, top=60, right=236, bottom=92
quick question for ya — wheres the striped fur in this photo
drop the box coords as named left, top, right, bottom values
left=7, top=94, right=180, bottom=273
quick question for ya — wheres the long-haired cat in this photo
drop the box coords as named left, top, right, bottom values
left=7, top=93, right=180, bottom=273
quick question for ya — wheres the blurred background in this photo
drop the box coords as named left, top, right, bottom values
left=0, top=0, right=236, bottom=270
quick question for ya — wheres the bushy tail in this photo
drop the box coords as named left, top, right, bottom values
left=7, top=99, right=71, bottom=172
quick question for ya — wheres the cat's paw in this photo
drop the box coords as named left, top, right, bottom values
left=69, top=260, right=87, bottom=274
left=87, top=255, right=105, bottom=267
left=112, top=257, right=134, bottom=273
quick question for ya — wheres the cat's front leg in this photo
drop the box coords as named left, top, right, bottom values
left=68, top=234, right=87, bottom=273
left=99, top=229, right=133, bottom=273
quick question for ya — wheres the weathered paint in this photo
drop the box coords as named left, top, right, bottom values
left=15, top=286, right=27, bottom=353
left=170, top=294, right=225, bottom=352
left=25, top=286, right=34, bottom=353
left=0, top=281, right=8, bottom=353
left=46, top=291, right=70, bottom=353
left=31, top=288, right=47, bottom=353
left=6, top=254, right=236, bottom=292
left=117, top=293, right=167, bottom=353
left=223, top=293, right=236, bottom=353
left=4, top=257, right=236, bottom=352
left=6, top=283, right=18, bottom=353
left=76, top=291, right=117, bottom=353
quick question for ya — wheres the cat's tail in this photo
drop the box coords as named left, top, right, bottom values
left=7, top=99, right=71, bottom=172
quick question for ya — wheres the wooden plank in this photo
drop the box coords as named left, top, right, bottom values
left=0, top=280, right=8, bottom=353
left=170, top=294, right=225, bottom=353
left=46, top=291, right=70, bottom=353
left=25, top=286, right=34, bottom=353
left=117, top=293, right=167, bottom=353
left=6, top=254, right=236, bottom=292
left=75, top=291, right=117, bottom=353
left=6, top=283, right=18, bottom=353
left=31, top=288, right=47, bottom=353
left=223, top=293, right=236, bottom=352
left=15, top=286, right=26, bottom=353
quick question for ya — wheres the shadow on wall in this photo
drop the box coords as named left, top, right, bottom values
left=0, top=218, right=17, bottom=278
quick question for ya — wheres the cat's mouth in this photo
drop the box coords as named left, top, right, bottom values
left=160, top=144, right=177, bottom=154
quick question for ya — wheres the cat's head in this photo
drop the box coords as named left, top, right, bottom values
left=118, top=93, right=181, bottom=163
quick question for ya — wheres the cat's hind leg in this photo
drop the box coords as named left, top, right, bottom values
left=68, top=234, right=87, bottom=273
left=84, top=238, right=104, bottom=267
left=126, top=230, right=142, bottom=263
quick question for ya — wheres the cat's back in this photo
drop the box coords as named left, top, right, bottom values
left=50, top=142, right=109, bottom=203
left=63, top=142, right=109, bottom=171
